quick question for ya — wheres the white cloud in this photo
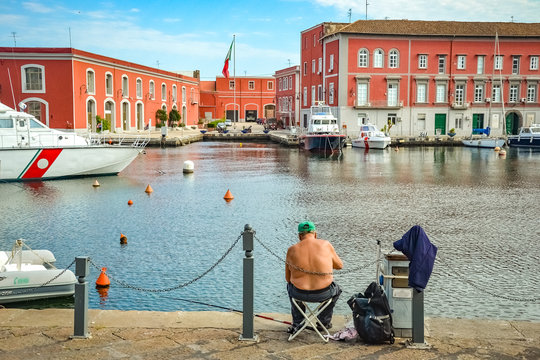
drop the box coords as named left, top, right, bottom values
left=163, top=18, right=181, bottom=23
left=22, top=1, right=54, bottom=13
left=130, top=8, right=140, bottom=13
left=313, top=0, right=540, bottom=23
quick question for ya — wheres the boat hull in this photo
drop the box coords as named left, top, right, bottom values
left=351, top=137, right=391, bottom=149
left=461, top=139, right=506, bottom=148
left=507, top=135, right=540, bottom=148
left=301, top=134, right=346, bottom=151
left=0, top=269, right=76, bottom=304
left=0, top=146, right=141, bottom=181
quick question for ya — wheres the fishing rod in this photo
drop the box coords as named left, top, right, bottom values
left=164, top=296, right=292, bottom=325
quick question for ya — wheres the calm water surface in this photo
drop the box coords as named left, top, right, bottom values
left=1, top=143, right=539, bottom=321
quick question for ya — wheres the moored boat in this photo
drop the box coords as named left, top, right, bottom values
left=351, top=123, right=391, bottom=149
left=507, top=124, right=540, bottom=148
left=0, top=102, right=147, bottom=181
left=461, top=127, right=505, bottom=148
left=299, top=102, right=346, bottom=151
left=0, top=239, right=76, bottom=304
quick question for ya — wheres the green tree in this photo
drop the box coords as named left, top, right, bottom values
left=155, top=109, right=168, bottom=128
left=168, top=109, right=181, bottom=127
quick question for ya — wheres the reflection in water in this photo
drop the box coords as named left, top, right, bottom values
left=0, top=143, right=538, bottom=321
left=96, top=286, right=109, bottom=308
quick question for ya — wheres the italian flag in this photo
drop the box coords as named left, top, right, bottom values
left=222, top=38, right=234, bottom=78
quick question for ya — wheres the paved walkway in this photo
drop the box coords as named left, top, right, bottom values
left=0, top=309, right=538, bottom=359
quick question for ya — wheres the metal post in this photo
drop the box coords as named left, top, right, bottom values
left=239, top=224, right=258, bottom=341
left=72, top=256, right=90, bottom=339
left=410, top=289, right=428, bottom=346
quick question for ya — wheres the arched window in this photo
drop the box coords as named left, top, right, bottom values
left=161, top=83, right=166, bottom=101
left=172, top=85, right=177, bottom=102
left=86, top=69, right=95, bottom=94
left=105, top=73, right=113, bottom=96
left=358, top=49, right=369, bottom=67
left=122, top=76, right=129, bottom=97
left=182, top=87, right=186, bottom=103
left=136, top=78, right=142, bottom=99
left=373, top=49, right=384, bottom=68
left=389, top=49, right=399, bottom=68
left=149, top=80, right=155, bottom=99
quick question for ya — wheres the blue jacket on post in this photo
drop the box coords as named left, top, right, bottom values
left=393, top=225, right=437, bottom=291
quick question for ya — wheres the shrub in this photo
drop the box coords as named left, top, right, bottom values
left=156, top=109, right=168, bottom=128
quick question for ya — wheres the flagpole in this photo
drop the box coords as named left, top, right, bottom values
left=233, top=34, right=236, bottom=123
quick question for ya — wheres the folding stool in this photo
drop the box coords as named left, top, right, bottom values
left=287, top=297, right=333, bottom=342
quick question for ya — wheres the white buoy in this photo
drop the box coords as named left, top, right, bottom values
left=183, top=160, right=194, bottom=173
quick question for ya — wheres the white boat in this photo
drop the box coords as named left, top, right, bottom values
left=351, top=123, right=392, bottom=149
left=299, top=102, right=346, bottom=151
left=461, top=127, right=505, bottom=148
left=0, top=102, right=147, bottom=181
left=507, top=124, right=540, bottom=148
left=0, top=239, right=76, bottom=304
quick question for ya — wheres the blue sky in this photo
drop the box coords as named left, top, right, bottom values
left=1, top=0, right=539, bottom=80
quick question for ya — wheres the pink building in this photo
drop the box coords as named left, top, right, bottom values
left=300, top=20, right=540, bottom=137
left=274, top=65, right=300, bottom=128
left=0, top=47, right=200, bottom=131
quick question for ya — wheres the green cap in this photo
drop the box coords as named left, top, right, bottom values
left=298, top=221, right=316, bottom=233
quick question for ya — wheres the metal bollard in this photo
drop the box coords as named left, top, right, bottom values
left=412, top=290, right=424, bottom=343
left=239, top=224, right=258, bottom=342
left=72, top=256, right=90, bottom=339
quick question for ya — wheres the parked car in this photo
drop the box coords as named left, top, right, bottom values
left=225, top=119, right=232, bottom=126
left=217, top=122, right=227, bottom=132
left=256, top=118, right=265, bottom=125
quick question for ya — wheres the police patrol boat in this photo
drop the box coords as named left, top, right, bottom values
left=0, top=102, right=146, bottom=181
left=299, top=102, right=346, bottom=151
left=351, top=123, right=392, bottom=149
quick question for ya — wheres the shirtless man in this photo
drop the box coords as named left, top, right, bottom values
left=285, top=221, right=343, bottom=333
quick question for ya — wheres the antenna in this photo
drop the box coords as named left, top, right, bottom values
left=156, top=60, right=160, bottom=69
left=365, top=1, right=369, bottom=20
left=11, top=32, right=17, bottom=46
left=510, top=16, right=514, bottom=22
left=348, top=8, right=352, bottom=23
left=287, top=59, right=291, bottom=66
left=69, top=27, right=72, bottom=48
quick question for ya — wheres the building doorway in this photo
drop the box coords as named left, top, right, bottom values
left=472, top=113, right=484, bottom=130
left=434, top=113, right=446, bottom=135
left=245, top=110, right=257, bottom=122
left=105, top=101, right=115, bottom=131
left=87, top=99, right=96, bottom=132
left=505, top=111, right=520, bottom=135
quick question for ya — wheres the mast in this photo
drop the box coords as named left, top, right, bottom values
left=496, top=32, right=506, bottom=136
left=233, top=34, right=236, bottom=123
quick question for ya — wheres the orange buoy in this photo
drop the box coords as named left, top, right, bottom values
left=120, top=233, right=128, bottom=244
left=127, top=200, right=133, bottom=206
left=223, top=189, right=234, bottom=202
left=96, top=267, right=110, bottom=287
left=92, top=180, right=100, bottom=187
left=145, top=184, right=153, bottom=194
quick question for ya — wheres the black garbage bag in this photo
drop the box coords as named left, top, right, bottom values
left=347, top=282, right=395, bottom=344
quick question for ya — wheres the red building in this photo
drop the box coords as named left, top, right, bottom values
left=300, top=20, right=540, bottom=137
left=274, top=65, right=300, bottom=127
left=199, top=76, right=275, bottom=122
left=0, top=47, right=200, bottom=131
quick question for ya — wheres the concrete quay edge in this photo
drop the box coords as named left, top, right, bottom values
left=0, top=309, right=539, bottom=359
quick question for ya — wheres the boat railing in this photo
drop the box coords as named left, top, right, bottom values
left=0, top=132, right=84, bottom=148
left=86, top=131, right=150, bottom=148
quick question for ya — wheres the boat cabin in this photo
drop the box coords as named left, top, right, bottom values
left=308, top=102, right=339, bottom=134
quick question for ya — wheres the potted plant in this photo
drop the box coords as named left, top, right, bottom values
left=448, top=128, right=456, bottom=137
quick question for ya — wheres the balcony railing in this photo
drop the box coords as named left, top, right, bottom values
left=354, top=100, right=403, bottom=109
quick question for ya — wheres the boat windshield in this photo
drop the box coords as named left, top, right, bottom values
left=314, top=120, right=321, bottom=124
left=29, top=119, right=47, bottom=128
left=531, top=126, right=540, bottom=133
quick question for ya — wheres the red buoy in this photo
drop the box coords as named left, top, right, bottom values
left=120, top=233, right=128, bottom=244
left=127, top=200, right=133, bottom=206
left=96, top=267, right=110, bottom=287
left=224, top=189, right=234, bottom=202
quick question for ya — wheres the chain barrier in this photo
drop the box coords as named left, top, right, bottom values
left=0, top=259, right=76, bottom=296
left=255, top=234, right=539, bottom=303
left=88, top=234, right=242, bottom=293
left=254, top=234, right=386, bottom=276
left=436, top=255, right=539, bottom=303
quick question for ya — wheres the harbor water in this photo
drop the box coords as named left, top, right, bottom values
left=0, top=143, right=539, bottom=321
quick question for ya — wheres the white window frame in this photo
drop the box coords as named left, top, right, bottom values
left=509, top=84, right=519, bottom=102
left=358, top=49, right=369, bottom=67
left=248, top=81, right=255, bottom=90
left=329, top=82, right=334, bottom=104
left=318, top=58, right=322, bottom=73
left=357, top=82, right=369, bottom=106
left=86, top=69, right=95, bottom=94
left=329, top=54, right=334, bottom=71
left=373, top=49, right=384, bottom=68
left=317, top=85, right=322, bottom=101
left=303, top=62, right=307, bottom=76
left=527, top=83, right=537, bottom=103
left=477, top=56, right=485, bottom=74
left=495, top=55, right=503, bottom=70
left=182, top=86, right=186, bottom=103
left=474, top=83, right=484, bottom=103
left=492, top=83, right=501, bottom=103
left=530, top=56, right=539, bottom=70
left=21, top=64, right=45, bottom=93
left=418, top=54, right=427, bottom=69
left=457, top=55, right=466, bottom=70
left=512, top=56, right=520, bottom=75
left=122, top=75, right=129, bottom=98
left=435, top=83, right=447, bottom=103
left=172, top=84, right=177, bottom=102
left=284, top=76, right=288, bottom=90
left=105, top=73, right=113, bottom=96
left=387, top=82, right=398, bottom=106
left=438, top=56, right=446, bottom=74
left=303, top=87, right=307, bottom=106
left=455, top=83, right=465, bottom=105
left=416, top=82, right=427, bottom=103
left=136, top=78, right=143, bottom=99
left=267, top=81, right=273, bottom=90
left=161, top=83, right=166, bottom=101
left=312, top=60, right=316, bottom=74
left=388, top=49, right=399, bottom=68
left=289, top=75, right=292, bottom=89
left=311, top=85, right=315, bottom=105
